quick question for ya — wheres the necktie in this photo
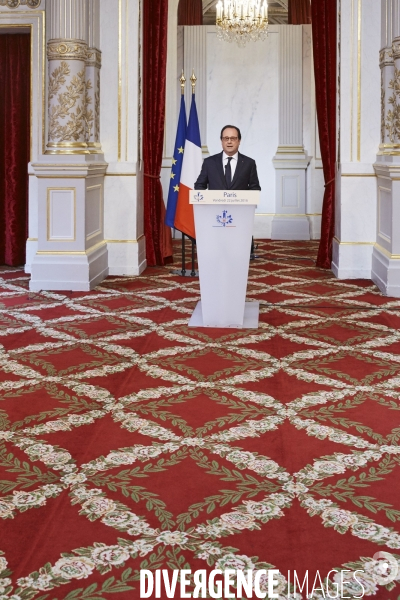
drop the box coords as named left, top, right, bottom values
left=225, top=157, right=233, bottom=187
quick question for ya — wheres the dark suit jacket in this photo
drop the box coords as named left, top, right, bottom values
left=194, top=151, right=261, bottom=191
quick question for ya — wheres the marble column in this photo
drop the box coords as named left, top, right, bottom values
left=372, top=0, right=400, bottom=296
left=30, top=0, right=108, bottom=291
left=272, top=25, right=311, bottom=240
left=46, top=0, right=88, bottom=154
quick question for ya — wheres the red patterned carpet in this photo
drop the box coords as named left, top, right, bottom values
left=1, top=240, right=400, bottom=599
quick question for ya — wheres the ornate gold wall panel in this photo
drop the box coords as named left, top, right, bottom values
left=0, top=0, right=41, bottom=8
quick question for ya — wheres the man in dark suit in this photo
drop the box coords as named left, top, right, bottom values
left=194, top=125, right=260, bottom=256
left=194, top=125, right=261, bottom=192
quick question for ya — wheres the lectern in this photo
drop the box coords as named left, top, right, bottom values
left=188, top=190, right=259, bottom=328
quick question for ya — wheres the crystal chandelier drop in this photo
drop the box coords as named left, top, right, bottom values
left=216, top=0, right=268, bottom=47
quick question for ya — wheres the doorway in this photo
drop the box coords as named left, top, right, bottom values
left=0, top=31, right=30, bottom=266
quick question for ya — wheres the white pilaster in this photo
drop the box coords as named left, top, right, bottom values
left=183, top=26, right=208, bottom=156
left=162, top=19, right=209, bottom=213
left=100, top=0, right=145, bottom=276
left=162, top=0, right=180, bottom=205
left=48, top=0, right=87, bottom=40
left=88, top=0, right=100, bottom=49
left=272, top=26, right=311, bottom=240
left=303, top=25, right=323, bottom=239
left=278, top=27, right=303, bottom=148
left=86, top=0, right=101, bottom=154
left=333, top=0, right=380, bottom=279
left=372, top=0, right=400, bottom=296
left=165, top=0, right=180, bottom=160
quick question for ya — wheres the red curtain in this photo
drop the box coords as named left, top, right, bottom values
left=142, top=0, right=173, bottom=266
left=0, top=34, right=30, bottom=267
left=288, top=0, right=311, bottom=25
left=178, top=0, right=203, bottom=25
left=312, top=0, right=337, bottom=268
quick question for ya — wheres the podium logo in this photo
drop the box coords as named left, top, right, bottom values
left=215, top=210, right=235, bottom=227
left=193, top=192, right=204, bottom=202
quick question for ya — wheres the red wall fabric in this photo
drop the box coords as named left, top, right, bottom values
left=178, top=0, right=203, bottom=25
left=288, top=0, right=311, bottom=25
left=142, top=0, right=173, bottom=266
left=311, top=0, right=337, bottom=269
left=0, top=34, right=30, bottom=267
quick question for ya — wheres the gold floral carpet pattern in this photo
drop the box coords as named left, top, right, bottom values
left=0, top=240, right=400, bottom=599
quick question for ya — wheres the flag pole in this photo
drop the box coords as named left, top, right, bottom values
left=189, top=70, right=197, bottom=277
left=171, top=69, right=198, bottom=278
left=178, top=72, right=188, bottom=277
left=181, top=233, right=186, bottom=276
left=191, top=239, right=196, bottom=277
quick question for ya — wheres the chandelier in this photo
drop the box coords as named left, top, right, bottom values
left=216, top=0, right=268, bottom=47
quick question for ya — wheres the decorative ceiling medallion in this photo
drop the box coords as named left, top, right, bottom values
left=216, top=0, right=268, bottom=47
left=0, top=0, right=41, bottom=7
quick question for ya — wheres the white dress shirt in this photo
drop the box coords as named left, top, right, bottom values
left=222, top=151, right=238, bottom=181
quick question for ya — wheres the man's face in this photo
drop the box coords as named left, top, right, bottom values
left=221, top=127, right=241, bottom=156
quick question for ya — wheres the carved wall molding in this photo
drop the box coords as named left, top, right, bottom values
left=86, top=48, right=102, bottom=69
left=47, top=39, right=88, bottom=62
left=385, top=66, right=400, bottom=144
left=47, top=60, right=87, bottom=147
left=392, top=37, right=400, bottom=61
left=381, top=71, right=386, bottom=144
left=84, top=68, right=100, bottom=148
left=380, top=47, right=394, bottom=68
left=85, top=48, right=101, bottom=149
left=94, top=75, right=100, bottom=143
left=0, top=0, right=41, bottom=8
left=84, top=77, right=94, bottom=143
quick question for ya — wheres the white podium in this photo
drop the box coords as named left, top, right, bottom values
left=188, top=190, right=259, bottom=329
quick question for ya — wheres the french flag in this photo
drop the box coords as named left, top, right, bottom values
left=174, top=94, right=202, bottom=240
left=165, top=94, right=187, bottom=228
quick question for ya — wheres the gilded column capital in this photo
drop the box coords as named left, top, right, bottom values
left=47, top=39, right=88, bottom=62
left=380, top=47, right=394, bottom=68
left=0, top=0, right=41, bottom=7
left=86, top=48, right=102, bottom=69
